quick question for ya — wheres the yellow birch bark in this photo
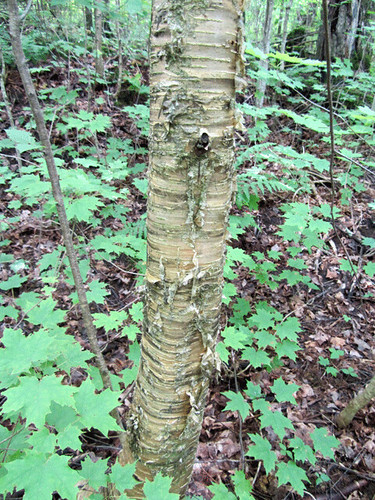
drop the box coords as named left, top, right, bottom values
left=120, top=0, right=244, bottom=496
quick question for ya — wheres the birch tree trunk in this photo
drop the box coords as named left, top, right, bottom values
left=119, top=0, right=243, bottom=495
left=256, top=0, right=274, bottom=107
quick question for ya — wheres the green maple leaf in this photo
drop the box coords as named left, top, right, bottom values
left=0, top=305, right=19, bottom=321
left=279, top=269, right=303, bottom=286
left=216, top=341, right=230, bottom=364
left=276, top=461, right=310, bottom=496
left=0, top=274, right=27, bottom=291
left=143, top=472, right=179, bottom=499
left=222, top=282, right=237, bottom=305
left=27, top=428, right=57, bottom=454
left=364, top=261, right=375, bottom=277
left=129, top=301, right=143, bottom=323
left=93, top=310, right=129, bottom=332
left=222, top=391, right=250, bottom=420
left=271, top=378, right=300, bottom=404
left=252, top=397, right=269, bottom=414
left=26, top=297, right=66, bottom=328
left=121, top=341, right=141, bottom=386
left=274, top=339, right=300, bottom=360
left=3, top=375, right=76, bottom=428
left=275, top=317, right=301, bottom=341
left=122, top=323, right=140, bottom=341
left=222, top=326, right=249, bottom=350
left=310, top=428, right=340, bottom=459
left=5, top=127, right=41, bottom=153
left=3, top=451, right=80, bottom=500
left=232, top=470, right=255, bottom=500
left=248, top=308, right=275, bottom=330
left=259, top=408, right=294, bottom=440
left=208, top=481, right=237, bottom=500
left=88, top=114, right=112, bottom=133
left=0, top=329, right=52, bottom=380
left=109, top=461, right=139, bottom=494
left=79, top=457, right=108, bottom=491
left=66, top=196, right=104, bottom=222
left=244, top=381, right=262, bottom=400
left=74, top=379, right=121, bottom=433
left=233, top=298, right=251, bottom=318
left=253, top=330, right=276, bottom=349
left=289, top=437, right=316, bottom=465
left=241, top=347, right=271, bottom=368
left=246, top=434, right=277, bottom=474
left=85, top=280, right=110, bottom=304
left=0, top=422, right=30, bottom=463
left=46, top=402, right=83, bottom=450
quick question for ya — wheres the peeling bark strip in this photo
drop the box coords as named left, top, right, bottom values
left=120, top=0, right=243, bottom=495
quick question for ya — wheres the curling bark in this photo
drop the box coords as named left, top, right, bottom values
left=119, top=0, right=244, bottom=495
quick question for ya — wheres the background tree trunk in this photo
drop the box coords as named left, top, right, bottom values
left=280, top=0, right=293, bottom=70
left=119, top=0, right=243, bottom=496
left=316, top=0, right=372, bottom=67
left=256, top=0, right=274, bottom=107
left=94, top=1, right=104, bottom=78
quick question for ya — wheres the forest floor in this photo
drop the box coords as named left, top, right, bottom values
left=1, top=57, right=375, bottom=500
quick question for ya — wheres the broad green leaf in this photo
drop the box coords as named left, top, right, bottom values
left=274, top=340, right=300, bottom=361
left=6, top=128, right=41, bottom=153
left=246, top=434, right=277, bottom=474
left=129, top=301, right=143, bottom=323
left=66, top=196, right=104, bottom=222
left=79, top=457, right=108, bottom=491
left=244, top=381, right=262, bottom=400
left=122, top=323, right=140, bottom=341
left=253, top=330, right=276, bottom=349
left=0, top=422, right=30, bottom=463
left=222, top=326, right=249, bottom=350
left=0, top=305, right=19, bottom=321
left=364, top=261, right=375, bottom=277
left=0, top=274, right=27, bottom=290
left=276, top=461, right=310, bottom=496
left=74, top=379, right=121, bottom=433
left=3, top=451, right=80, bottom=500
left=310, top=428, right=340, bottom=459
left=241, top=347, right=271, bottom=369
left=27, top=427, right=57, bottom=454
left=109, top=461, right=139, bottom=494
left=216, top=341, right=230, bottom=364
left=208, top=481, right=237, bottom=500
left=26, top=297, right=66, bottom=328
left=133, top=178, right=148, bottom=196
left=46, top=402, right=82, bottom=450
left=84, top=280, right=110, bottom=304
left=271, top=378, right=300, bottom=404
left=2, top=375, right=77, bottom=428
left=222, top=282, right=237, bottom=305
left=222, top=391, right=251, bottom=420
left=143, top=472, right=179, bottom=499
left=259, top=408, right=294, bottom=440
left=93, top=310, right=129, bottom=332
left=275, top=317, right=301, bottom=341
left=289, top=437, right=316, bottom=465
left=232, top=470, right=255, bottom=500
